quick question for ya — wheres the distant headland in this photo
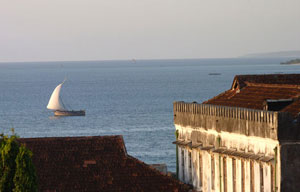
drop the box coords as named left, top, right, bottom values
left=280, top=58, right=300, bottom=65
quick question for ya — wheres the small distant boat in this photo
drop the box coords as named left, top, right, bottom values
left=208, top=73, right=221, bottom=75
left=47, top=80, right=85, bottom=116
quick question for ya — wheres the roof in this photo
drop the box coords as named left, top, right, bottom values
left=19, top=136, right=192, bottom=192
left=231, top=74, right=300, bottom=89
left=204, top=74, right=300, bottom=117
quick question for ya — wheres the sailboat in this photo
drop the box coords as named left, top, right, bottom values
left=47, top=80, right=85, bottom=116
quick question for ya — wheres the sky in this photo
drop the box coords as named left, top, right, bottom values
left=0, top=0, right=300, bottom=62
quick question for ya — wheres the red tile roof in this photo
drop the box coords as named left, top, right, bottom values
left=204, top=74, right=300, bottom=117
left=231, top=74, right=300, bottom=89
left=19, top=136, right=192, bottom=192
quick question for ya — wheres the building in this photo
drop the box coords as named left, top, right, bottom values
left=173, top=74, right=300, bottom=192
left=19, top=135, right=192, bottom=191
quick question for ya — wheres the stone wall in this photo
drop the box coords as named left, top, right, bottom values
left=280, top=142, right=300, bottom=192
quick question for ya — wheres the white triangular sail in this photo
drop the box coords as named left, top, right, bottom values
left=47, top=82, right=66, bottom=111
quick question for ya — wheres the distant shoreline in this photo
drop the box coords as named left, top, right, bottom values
left=280, top=59, right=300, bottom=65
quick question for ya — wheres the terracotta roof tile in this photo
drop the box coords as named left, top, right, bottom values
left=204, top=74, right=300, bottom=117
left=19, top=136, right=192, bottom=192
left=232, top=74, right=300, bottom=89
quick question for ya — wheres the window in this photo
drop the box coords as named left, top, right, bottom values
left=189, top=152, right=192, bottom=168
left=189, top=151, right=192, bottom=184
left=260, top=164, right=264, bottom=192
left=199, top=153, right=203, bottom=188
left=271, top=164, right=275, bottom=192
left=241, top=160, right=245, bottom=192
left=181, top=150, right=185, bottom=167
left=223, top=157, right=227, bottom=192
left=250, top=161, right=254, bottom=192
left=211, top=155, right=215, bottom=190
left=182, top=149, right=185, bottom=181
left=232, top=158, right=236, bottom=192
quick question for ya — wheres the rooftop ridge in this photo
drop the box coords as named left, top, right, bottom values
left=232, top=73, right=300, bottom=89
left=245, top=82, right=300, bottom=89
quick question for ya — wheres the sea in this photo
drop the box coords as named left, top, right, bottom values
left=1, top=58, right=300, bottom=172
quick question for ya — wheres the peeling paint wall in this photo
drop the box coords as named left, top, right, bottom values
left=174, top=102, right=281, bottom=140
left=173, top=102, right=300, bottom=192
left=173, top=102, right=288, bottom=192
left=176, top=125, right=278, bottom=159
left=178, top=144, right=277, bottom=191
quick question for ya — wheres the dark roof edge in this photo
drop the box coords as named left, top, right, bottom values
left=18, top=135, right=123, bottom=141
left=126, top=155, right=193, bottom=189
left=233, top=73, right=300, bottom=89
left=18, top=135, right=127, bottom=155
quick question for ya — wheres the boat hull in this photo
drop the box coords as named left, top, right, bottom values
left=54, top=110, right=85, bottom=116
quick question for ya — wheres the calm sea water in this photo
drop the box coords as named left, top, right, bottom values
left=0, top=58, right=300, bottom=171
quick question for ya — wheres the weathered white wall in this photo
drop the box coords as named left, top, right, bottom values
left=227, top=157, right=233, bottom=192
left=184, top=148, right=190, bottom=184
left=178, top=147, right=182, bottom=180
left=203, top=151, right=210, bottom=192
left=264, top=163, right=271, bottom=192
left=277, top=146, right=281, bottom=192
left=245, top=161, right=250, bottom=192
left=254, top=162, right=260, bottom=192
left=176, top=125, right=278, bottom=157
left=175, top=124, right=279, bottom=192
left=192, top=149, right=200, bottom=190
left=215, top=154, right=220, bottom=192
left=179, top=146, right=193, bottom=185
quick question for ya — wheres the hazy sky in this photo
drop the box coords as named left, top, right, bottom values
left=1, top=0, right=300, bottom=62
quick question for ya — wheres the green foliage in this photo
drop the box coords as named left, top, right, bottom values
left=175, top=130, right=179, bottom=178
left=175, top=130, right=179, bottom=139
left=0, top=133, right=37, bottom=192
left=13, top=145, right=37, bottom=192
left=0, top=134, right=19, bottom=191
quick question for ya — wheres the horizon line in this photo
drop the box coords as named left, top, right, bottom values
left=0, top=56, right=239, bottom=64
left=1, top=49, right=299, bottom=64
